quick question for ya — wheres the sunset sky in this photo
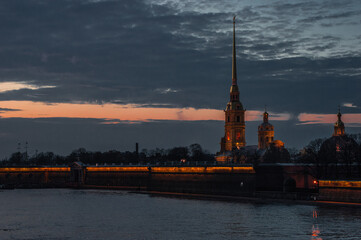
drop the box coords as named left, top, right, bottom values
left=0, top=0, right=360, bottom=157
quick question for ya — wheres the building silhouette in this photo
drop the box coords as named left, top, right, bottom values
left=216, top=17, right=289, bottom=163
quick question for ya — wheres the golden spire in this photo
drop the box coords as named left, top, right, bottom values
left=263, top=105, right=269, bottom=123
left=333, top=105, right=345, bottom=136
left=232, top=16, right=237, bottom=85
left=337, top=105, right=342, bottom=120
left=229, top=16, right=241, bottom=103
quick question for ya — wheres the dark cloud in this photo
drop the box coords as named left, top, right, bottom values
left=0, top=0, right=360, bottom=156
left=0, top=107, right=21, bottom=112
left=298, top=10, right=361, bottom=23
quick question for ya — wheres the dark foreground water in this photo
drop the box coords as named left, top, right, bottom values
left=1, top=189, right=361, bottom=240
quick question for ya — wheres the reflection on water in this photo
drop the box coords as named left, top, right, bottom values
left=0, top=189, right=361, bottom=240
left=311, top=209, right=322, bottom=240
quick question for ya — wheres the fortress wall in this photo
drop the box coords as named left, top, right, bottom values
left=0, top=166, right=256, bottom=196
left=0, top=165, right=317, bottom=197
left=318, top=180, right=361, bottom=203
left=85, top=171, right=150, bottom=187
left=84, top=166, right=256, bottom=196
left=148, top=172, right=255, bottom=196
left=0, top=167, right=70, bottom=187
left=255, top=165, right=284, bottom=191
left=255, top=164, right=318, bottom=192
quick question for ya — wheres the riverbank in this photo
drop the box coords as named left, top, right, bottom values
left=1, top=165, right=361, bottom=205
left=134, top=190, right=361, bottom=208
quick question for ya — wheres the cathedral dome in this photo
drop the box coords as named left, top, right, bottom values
left=271, top=140, right=285, bottom=148
left=319, top=135, right=358, bottom=164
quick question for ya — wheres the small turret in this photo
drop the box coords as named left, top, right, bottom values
left=333, top=107, right=345, bottom=136
left=263, top=110, right=269, bottom=123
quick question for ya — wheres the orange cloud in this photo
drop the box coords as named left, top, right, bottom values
left=0, top=101, right=291, bottom=123
left=246, top=110, right=291, bottom=121
left=0, top=101, right=223, bottom=121
left=298, top=113, right=361, bottom=126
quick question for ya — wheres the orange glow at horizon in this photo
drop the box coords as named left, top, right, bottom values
left=0, top=100, right=224, bottom=122
left=0, top=101, right=291, bottom=123
left=246, top=111, right=291, bottom=121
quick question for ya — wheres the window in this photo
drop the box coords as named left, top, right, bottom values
left=227, top=116, right=230, bottom=122
left=237, top=116, right=240, bottom=122
left=236, top=132, right=241, bottom=140
left=227, top=132, right=230, bottom=141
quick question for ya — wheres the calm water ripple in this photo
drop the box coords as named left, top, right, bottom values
left=1, top=189, right=361, bottom=240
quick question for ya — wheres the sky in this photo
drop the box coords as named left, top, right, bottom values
left=0, top=0, right=360, bottom=158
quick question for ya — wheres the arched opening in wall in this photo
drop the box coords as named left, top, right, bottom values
left=284, top=178, right=296, bottom=192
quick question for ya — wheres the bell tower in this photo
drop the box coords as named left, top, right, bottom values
left=258, top=109, right=274, bottom=149
left=220, top=16, right=246, bottom=152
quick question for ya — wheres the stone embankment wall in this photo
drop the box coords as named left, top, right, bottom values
left=0, top=166, right=256, bottom=196
left=0, top=167, right=70, bottom=188
left=85, top=166, right=256, bottom=196
left=7, top=165, right=356, bottom=203
left=255, top=164, right=318, bottom=192
left=318, top=180, right=361, bottom=203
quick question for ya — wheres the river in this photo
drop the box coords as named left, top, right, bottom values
left=0, top=189, right=360, bottom=240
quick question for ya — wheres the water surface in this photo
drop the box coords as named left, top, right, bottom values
left=1, top=189, right=360, bottom=240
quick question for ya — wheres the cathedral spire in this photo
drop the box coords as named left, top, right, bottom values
left=232, top=16, right=237, bottom=85
left=219, top=16, right=246, bottom=154
left=263, top=109, right=269, bottom=123
left=229, top=16, right=240, bottom=102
